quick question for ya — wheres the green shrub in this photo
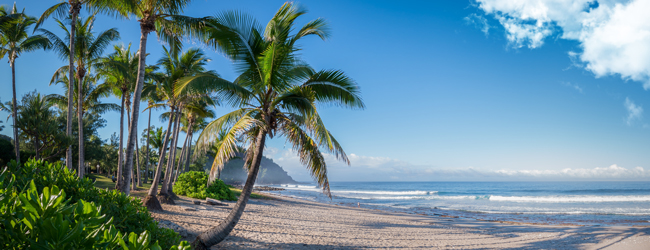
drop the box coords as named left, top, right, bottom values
left=175, top=171, right=237, bottom=201
left=2, top=159, right=187, bottom=250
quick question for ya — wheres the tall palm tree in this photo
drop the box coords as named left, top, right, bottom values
left=181, top=4, right=364, bottom=248
left=46, top=73, right=119, bottom=167
left=143, top=46, right=219, bottom=209
left=97, top=44, right=138, bottom=190
left=0, top=4, right=50, bottom=163
left=36, top=0, right=127, bottom=170
left=42, top=15, right=119, bottom=176
left=141, top=78, right=162, bottom=184
left=114, top=0, right=206, bottom=196
left=172, top=100, right=215, bottom=185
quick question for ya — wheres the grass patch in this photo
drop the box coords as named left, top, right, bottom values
left=88, top=174, right=115, bottom=190
left=88, top=174, right=154, bottom=192
left=229, top=187, right=274, bottom=200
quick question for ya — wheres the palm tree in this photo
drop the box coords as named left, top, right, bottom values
left=46, top=72, right=119, bottom=168
left=143, top=46, right=219, bottom=209
left=97, top=44, right=138, bottom=191
left=172, top=100, right=215, bottom=185
left=36, top=0, right=127, bottom=170
left=0, top=4, right=50, bottom=163
left=181, top=4, right=364, bottom=248
left=114, top=0, right=206, bottom=196
left=141, top=79, right=163, bottom=184
left=42, top=15, right=119, bottom=177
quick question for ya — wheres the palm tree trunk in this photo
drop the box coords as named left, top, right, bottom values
left=184, top=131, right=194, bottom=173
left=123, top=104, right=133, bottom=195
left=114, top=94, right=125, bottom=189
left=143, top=108, right=174, bottom=211
left=10, top=60, right=20, bottom=163
left=144, top=107, right=152, bottom=184
left=191, top=130, right=267, bottom=249
left=66, top=5, right=79, bottom=171
left=160, top=110, right=181, bottom=198
left=173, top=126, right=191, bottom=185
left=77, top=75, right=85, bottom=178
left=136, top=136, right=142, bottom=187
left=123, top=25, right=151, bottom=196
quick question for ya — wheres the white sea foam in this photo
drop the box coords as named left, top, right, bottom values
left=334, top=190, right=438, bottom=195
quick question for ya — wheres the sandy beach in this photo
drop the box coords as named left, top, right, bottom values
left=150, top=194, right=650, bottom=249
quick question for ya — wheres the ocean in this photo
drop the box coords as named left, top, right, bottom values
left=263, top=181, right=650, bottom=226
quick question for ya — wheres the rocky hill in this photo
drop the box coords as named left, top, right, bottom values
left=205, top=153, right=297, bottom=185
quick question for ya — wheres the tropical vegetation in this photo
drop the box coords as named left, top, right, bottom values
left=0, top=1, right=362, bottom=249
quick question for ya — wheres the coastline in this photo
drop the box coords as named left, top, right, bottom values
left=151, top=193, right=650, bottom=249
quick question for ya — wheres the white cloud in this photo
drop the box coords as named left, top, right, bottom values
left=464, top=13, right=491, bottom=35
left=492, top=164, right=649, bottom=179
left=624, top=97, right=643, bottom=125
left=474, top=0, right=650, bottom=89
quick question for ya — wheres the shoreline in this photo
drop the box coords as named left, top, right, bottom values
left=261, top=190, right=650, bottom=227
left=151, top=192, right=650, bottom=249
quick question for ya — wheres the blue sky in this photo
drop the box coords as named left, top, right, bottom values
left=1, top=0, right=648, bottom=182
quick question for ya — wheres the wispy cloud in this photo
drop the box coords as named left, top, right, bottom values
left=473, top=0, right=650, bottom=89
left=264, top=148, right=650, bottom=181
left=561, top=81, right=584, bottom=94
left=464, top=13, right=491, bottom=36
left=624, top=98, right=643, bottom=125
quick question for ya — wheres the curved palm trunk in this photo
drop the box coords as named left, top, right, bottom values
left=77, top=75, right=85, bottom=178
left=143, top=109, right=175, bottom=211
left=160, top=111, right=181, bottom=198
left=10, top=60, right=20, bottom=163
left=191, top=130, right=267, bottom=249
left=114, top=95, right=126, bottom=189
left=123, top=26, right=151, bottom=196
left=66, top=6, right=78, bottom=171
left=144, top=107, right=152, bottom=184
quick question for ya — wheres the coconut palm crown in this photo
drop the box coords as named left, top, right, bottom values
left=178, top=3, right=364, bottom=248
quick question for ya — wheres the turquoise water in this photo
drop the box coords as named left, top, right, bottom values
left=265, top=182, right=650, bottom=226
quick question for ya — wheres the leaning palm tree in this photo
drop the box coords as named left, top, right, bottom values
left=42, top=15, right=119, bottom=177
left=0, top=4, right=50, bottom=163
left=36, top=0, right=127, bottom=170
left=114, top=0, right=207, bottom=196
left=180, top=4, right=364, bottom=248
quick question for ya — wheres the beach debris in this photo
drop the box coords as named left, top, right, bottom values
left=206, top=198, right=227, bottom=206
left=193, top=200, right=201, bottom=205
left=157, top=220, right=188, bottom=238
left=181, top=206, right=196, bottom=211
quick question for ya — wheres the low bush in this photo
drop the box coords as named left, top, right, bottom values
left=1, top=159, right=188, bottom=250
left=175, top=171, right=237, bottom=201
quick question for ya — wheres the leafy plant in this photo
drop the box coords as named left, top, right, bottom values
left=2, top=159, right=185, bottom=249
left=175, top=171, right=236, bottom=201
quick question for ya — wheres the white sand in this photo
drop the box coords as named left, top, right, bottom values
left=151, top=195, right=650, bottom=249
